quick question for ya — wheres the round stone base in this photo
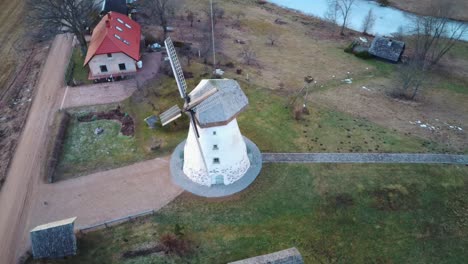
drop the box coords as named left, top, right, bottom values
left=170, top=137, right=262, bottom=198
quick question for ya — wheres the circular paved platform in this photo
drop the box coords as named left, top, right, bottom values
left=170, top=137, right=262, bottom=198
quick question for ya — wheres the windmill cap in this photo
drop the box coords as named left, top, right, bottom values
left=189, top=79, right=248, bottom=128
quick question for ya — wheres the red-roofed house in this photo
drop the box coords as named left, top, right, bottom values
left=84, top=12, right=141, bottom=80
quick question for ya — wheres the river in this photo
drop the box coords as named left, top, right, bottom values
left=268, top=0, right=468, bottom=41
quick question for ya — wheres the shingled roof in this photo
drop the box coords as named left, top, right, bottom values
left=84, top=12, right=141, bottom=65
left=369, top=36, right=405, bottom=62
left=189, top=79, right=249, bottom=128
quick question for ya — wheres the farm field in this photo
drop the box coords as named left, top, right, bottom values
left=28, top=163, right=468, bottom=263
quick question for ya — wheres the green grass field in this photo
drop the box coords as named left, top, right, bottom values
left=55, top=66, right=448, bottom=180
left=30, top=163, right=468, bottom=264
left=65, top=47, right=93, bottom=86
left=55, top=118, right=145, bottom=180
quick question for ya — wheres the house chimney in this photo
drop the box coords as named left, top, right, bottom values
left=387, top=39, right=393, bottom=47
left=107, top=12, right=111, bottom=20
left=106, top=20, right=110, bottom=28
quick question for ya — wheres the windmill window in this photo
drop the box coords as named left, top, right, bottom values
left=212, top=131, right=216, bottom=135
left=100, top=65, right=108, bottom=73
left=213, top=144, right=218, bottom=150
left=213, top=158, right=220, bottom=164
left=119, top=63, right=126, bottom=71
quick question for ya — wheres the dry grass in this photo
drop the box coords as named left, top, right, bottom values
left=389, top=0, right=468, bottom=21
left=174, top=0, right=373, bottom=91
left=0, top=0, right=26, bottom=97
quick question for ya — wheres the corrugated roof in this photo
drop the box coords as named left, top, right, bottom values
left=368, top=36, right=405, bottom=62
left=84, top=12, right=141, bottom=65
left=189, top=79, right=249, bottom=128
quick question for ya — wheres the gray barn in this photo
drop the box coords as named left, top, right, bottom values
left=369, top=36, right=405, bottom=62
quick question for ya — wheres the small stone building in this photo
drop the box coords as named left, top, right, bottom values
left=30, top=217, right=77, bottom=259
left=84, top=12, right=141, bottom=80
left=368, top=36, right=405, bottom=62
left=228, top=247, right=304, bottom=264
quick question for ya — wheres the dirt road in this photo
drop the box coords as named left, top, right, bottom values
left=0, top=34, right=74, bottom=263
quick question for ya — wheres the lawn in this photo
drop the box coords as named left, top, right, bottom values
left=55, top=66, right=447, bottom=180
left=55, top=117, right=145, bottom=180
left=65, top=47, right=93, bottom=86
left=30, top=163, right=468, bottom=263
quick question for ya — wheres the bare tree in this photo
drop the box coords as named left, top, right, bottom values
left=409, top=3, right=467, bottom=69
left=361, top=9, right=376, bottom=35
left=267, top=32, right=280, bottom=46
left=233, top=11, right=245, bottom=28
left=186, top=11, right=196, bottom=27
left=139, top=0, right=182, bottom=39
left=324, top=0, right=339, bottom=26
left=27, top=0, right=100, bottom=55
left=326, top=0, right=356, bottom=35
left=393, top=59, right=427, bottom=100
left=240, top=46, right=256, bottom=65
left=337, top=0, right=356, bottom=35
left=203, top=2, right=224, bottom=27
left=390, top=2, right=467, bottom=100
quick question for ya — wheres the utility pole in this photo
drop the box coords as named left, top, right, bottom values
left=210, top=0, right=216, bottom=70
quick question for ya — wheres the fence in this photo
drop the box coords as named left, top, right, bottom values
left=78, top=209, right=156, bottom=234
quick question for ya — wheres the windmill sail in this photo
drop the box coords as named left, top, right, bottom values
left=165, top=38, right=188, bottom=100
left=160, top=105, right=182, bottom=126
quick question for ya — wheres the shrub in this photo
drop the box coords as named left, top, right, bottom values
left=354, top=50, right=373, bottom=59
left=225, top=62, right=235, bottom=68
left=377, top=0, right=389, bottom=6
left=344, top=42, right=357, bottom=53
left=143, top=33, right=158, bottom=46
left=160, top=233, right=193, bottom=256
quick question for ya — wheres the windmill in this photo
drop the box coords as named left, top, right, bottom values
left=160, top=38, right=251, bottom=187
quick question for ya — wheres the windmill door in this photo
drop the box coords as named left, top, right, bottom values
left=214, top=175, right=224, bottom=185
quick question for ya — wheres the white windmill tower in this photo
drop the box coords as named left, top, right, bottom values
left=160, top=38, right=252, bottom=187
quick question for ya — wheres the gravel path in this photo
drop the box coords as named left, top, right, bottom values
left=263, top=153, right=468, bottom=165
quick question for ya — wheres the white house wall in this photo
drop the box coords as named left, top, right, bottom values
left=88, top=52, right=137, bottom=78
left=183, top=118, right=250, bottom=186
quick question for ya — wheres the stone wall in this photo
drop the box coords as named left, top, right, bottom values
left=228, top=247, right=303, bottom=264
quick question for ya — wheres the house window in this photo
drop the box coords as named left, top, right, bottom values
left=107, top=53, right=112, bottom=58
left=100, top=65, right=108, bottom=73
left=213, top=144, right=218, bottom=150
left=212, top=131, right=216, bottom=135
left=119, top=63, right=126, bottom=71
left=213, top=158, right=220, bottom=164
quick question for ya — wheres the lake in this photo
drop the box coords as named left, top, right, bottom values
left=268, top=0, right=468, bottom=41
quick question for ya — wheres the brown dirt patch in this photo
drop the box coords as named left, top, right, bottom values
left=312, top=77, right=468, bottom=153
left=77, top=107, right=135, bottom=136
